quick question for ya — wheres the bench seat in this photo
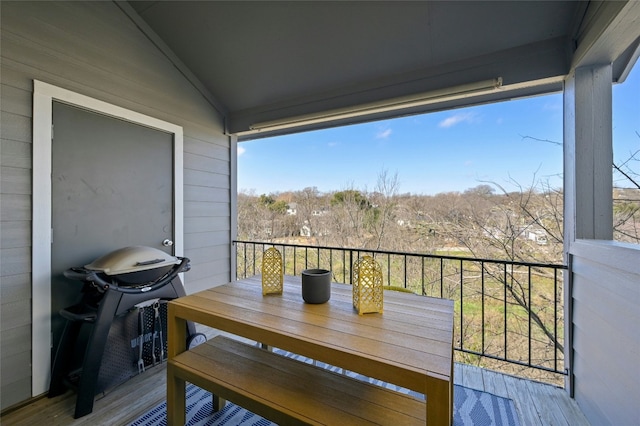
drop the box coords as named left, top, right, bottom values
left=168, top=335, right=426, bottom=425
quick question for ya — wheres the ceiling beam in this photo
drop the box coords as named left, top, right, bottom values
left=571, top=0, right=640, bottom=72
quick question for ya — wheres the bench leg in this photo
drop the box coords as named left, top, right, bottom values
left=167, top=364, right=186, bottom=426
left=259, top=342, right=273, bottom=351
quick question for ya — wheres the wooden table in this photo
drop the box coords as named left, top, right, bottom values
left=167, top=275, right=454, bottom=425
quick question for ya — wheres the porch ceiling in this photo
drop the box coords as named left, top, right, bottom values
left=124, top=1, right=640, bottom=139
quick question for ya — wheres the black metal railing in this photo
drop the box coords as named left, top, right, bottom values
left=234, top=240, right=567, bottom=381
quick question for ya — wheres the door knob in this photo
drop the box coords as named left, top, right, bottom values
left=162, top=239, right=174, bottom=247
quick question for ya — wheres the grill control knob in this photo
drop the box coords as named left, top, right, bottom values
left=162, top=239, right=174, bottom=247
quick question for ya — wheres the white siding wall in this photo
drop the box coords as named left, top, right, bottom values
left=570, top=241, right=640, bottom=426
left=1, top=1, right=231, bottom=409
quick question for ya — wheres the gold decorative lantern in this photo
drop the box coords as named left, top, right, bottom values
left=352, top=256, right=383, bottom=314
left=261, top=247, right=283, bottom=295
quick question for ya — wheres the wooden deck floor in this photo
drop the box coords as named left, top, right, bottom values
left=2, top=330, right=590, bottom=426
left=454, top=363, right=590, bottom=426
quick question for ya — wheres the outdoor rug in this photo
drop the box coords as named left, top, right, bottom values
left=130, top=351, right=520, bottom=426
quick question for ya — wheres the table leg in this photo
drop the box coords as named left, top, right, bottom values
left=450, top=343, right=454, bottom=424
left=167, top=304, right=187, bottom=358
left=212, top=394, right=226, bottom=412
left=426, top=376, right=452, bottom=426
left=167, top=304, right=188, bottom=426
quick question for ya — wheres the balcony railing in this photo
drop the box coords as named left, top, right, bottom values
left=234, top=240, right=568, bottom=384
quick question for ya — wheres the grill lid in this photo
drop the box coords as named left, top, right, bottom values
left=85, top=246, right=180, bottom=276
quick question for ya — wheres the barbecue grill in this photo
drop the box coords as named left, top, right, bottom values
left=48, top=246, right=206, bottom=419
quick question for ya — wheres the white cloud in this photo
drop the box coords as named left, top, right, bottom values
left=376, top=128, right=392, bottom=139
left=438, top=112, right=478, bottom=128
left=237, top=146, right=246, bottom=156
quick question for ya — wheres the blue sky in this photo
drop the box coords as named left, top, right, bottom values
left=238, top=64, right=639, bottom=196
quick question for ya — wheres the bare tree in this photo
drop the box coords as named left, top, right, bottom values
left=326, top=185, right=371, bottom=247
left=292, top=186, right=321, bottom=238
left=435, top=179, right=565, bottom=360
left=523, top=133, right=640, bottom=244
left=237, top=190, right=263, bottom=239
left=613, top=132, right=640, bottom=243
left=368, top=169, right=400, bottom=250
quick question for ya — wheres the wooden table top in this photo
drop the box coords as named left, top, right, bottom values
left=169, top=275, right=454, bottom=395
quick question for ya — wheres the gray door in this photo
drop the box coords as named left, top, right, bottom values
left=50, top=101, right=174, bottom=352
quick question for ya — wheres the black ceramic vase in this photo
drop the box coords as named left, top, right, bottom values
left=301, top=269, right=331, bottom=304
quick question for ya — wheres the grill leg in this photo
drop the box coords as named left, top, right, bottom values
left=48, top=319, right=83, bottom=397
left=73, top=290, right=123, bottom=419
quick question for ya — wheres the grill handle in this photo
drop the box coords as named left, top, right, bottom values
left=65, top=267, right=95, bottom=282
left=135, top=258, right=164, bottom=266
left=82, top=257, right=190, bottom=294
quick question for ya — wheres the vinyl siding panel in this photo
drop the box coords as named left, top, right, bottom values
left=0, top=1, right=230, bottom=409
left=0, top=74, right=33, bottom=409
left=184, top=201, right=230, bottom=218
left=570, top=241, right=640, bottom=426
left=0, top=195, right=30, bottom=223
left=1, top=139, right=32, bottom=168
left=185, top=136, right=230, bottom=161
left=184, top=244, right=231, bottom=267
left=187, top=273, right=230, bottom=295
left=0, top=298, right=31, bottom=332
left=184, top=258, right=230, bottom=283
left=0, top=325, right=31, bottom=358
left=1, top=274, right=32, bottom=400
left=184, top=152, right=229, bottom=175
left=1, top=108, right=32, bottom=143
left=1, top=167, right=31, bottom=195
left=183, top=168, right=230, bottom=189
left=185, top=230, right=231, bottom=250
left=0, top=378, right=31, bottom=411
left=184, top=185, right=230, bottom=203
left=0, top=221, right=31, bottom=249
left=1, top=84, right=33, bottom=117
left=0, top=328, right=31, bottom=419
left=184, top=216, right=230, bottom=234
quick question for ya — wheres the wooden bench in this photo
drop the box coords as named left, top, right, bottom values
left=168, top=335, right=426, bottom=425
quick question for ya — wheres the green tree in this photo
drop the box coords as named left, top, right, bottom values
left=331, top=190, right=370, bottom=209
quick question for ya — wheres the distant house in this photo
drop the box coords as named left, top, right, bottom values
left=300, top=221, right=330, bottom=238
left=526, top=230, right=548, bottom=245
left=397, top=219, right=411, bottom=227
left=286, top=202, right=298, bottom=215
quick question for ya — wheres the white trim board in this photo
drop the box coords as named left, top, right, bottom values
left=31, top=80, right=184, bottom=397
